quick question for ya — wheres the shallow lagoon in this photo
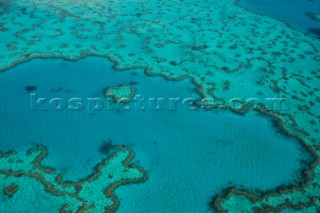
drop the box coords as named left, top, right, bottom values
left=0, top=57, right=311, bottom=212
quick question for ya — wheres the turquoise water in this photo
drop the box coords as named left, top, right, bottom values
left=238, top=0, right=320, bottom=37
left=0, top=57, right=311, bottom=212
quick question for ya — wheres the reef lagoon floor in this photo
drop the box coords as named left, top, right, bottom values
left=0, top=57, right=313, bottom=212
left=0, top=0, right=320, bottom=212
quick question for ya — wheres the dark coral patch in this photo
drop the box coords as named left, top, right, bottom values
left=169, top=61, right=178, bottom=66
left=306, top=13, right=320, bottom=22
left=3, top=184, right=19, bottom=198
left=25, top=86, right=37, bottom=92
left=308, top=28, right=320, bottom=37
left=98, top=139, right=116, bottom=155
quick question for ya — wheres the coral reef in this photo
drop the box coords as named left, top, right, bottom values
left=105, top=84, right=135, bottom=103
left=0, top=0, right=319, bottom=211
left=0, top=145, right=147, bottom=212
left=3, top=183, right=19, bottom=198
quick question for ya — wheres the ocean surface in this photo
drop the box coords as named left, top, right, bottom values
left=1, top=0, right=320, bottom=212
left=238, top=0, right=320, bottom=37
left=0, top=57, right=311, bottom=212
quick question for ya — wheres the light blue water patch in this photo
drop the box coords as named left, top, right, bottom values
left=238, top=0, right=320, bottom=37
left=0, top=57, right=311, bottom=212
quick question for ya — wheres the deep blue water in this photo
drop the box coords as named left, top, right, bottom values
left=238, top=0, right=320, bottom=38
left=0, top=57, right=311, bottom=212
